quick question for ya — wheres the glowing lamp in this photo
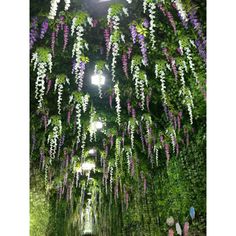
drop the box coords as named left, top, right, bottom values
left=81, top=162, right=96, bottom=172
left=92, top=121, right=103, bottom=130
left=88, top=148, right=96, bottom=155
left=91, top=74, right=105, bottom=86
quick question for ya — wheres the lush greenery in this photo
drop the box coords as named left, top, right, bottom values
left=30, top=0, right=206, bottom=235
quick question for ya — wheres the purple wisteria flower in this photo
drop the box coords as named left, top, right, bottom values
left=196, top=39, right=206, bottom=62
left=188, top=9, right=206, bottom=62
left=51, top=31, right=56, bottom=56
left=131, top=108, right=136, bottom=119
left=143, top=18, right=149, bottom=28
left=138, top=34, right=148, bottom=66
left=40, top=20, right=48, bottom=39
left=46, top=79, right=52, bottom=94
left=104, top=28, right=110, bottom=56
left=30, top=17, right=38, bottom=49
left=122, top=52, right=128, bottom=77
left=170, top=57, right=178, bottom=80
left=158, top=4, right=176, bottom=33
left=158, top=4, right=166, bottom=16
left=63, top=24, right=69, bottom=51
left=109, top=94, right=113, bottom=108
left=166, top=11, right=176, bottom=33
left=43, top=114, right=48, bottom=130
left=188, top=10, right=203, bottom=38
left=160, top=135, right=164, bottom=145
left=127, top=46, right=132, bottom=59
left=177, top=47, right=183, bottom=55
left=55, top=24, right=60, bottom=38
left=129, top=25, right=138, bottom=44
left=164, top=143, right=170, bottom=163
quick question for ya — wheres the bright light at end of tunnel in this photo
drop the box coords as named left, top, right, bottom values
left=91, top=74, right=105, bottom=86
left=81, top=162, right=96, bottom=171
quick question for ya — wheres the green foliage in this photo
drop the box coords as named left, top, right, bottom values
left=30, top=173, right=50, bottom=236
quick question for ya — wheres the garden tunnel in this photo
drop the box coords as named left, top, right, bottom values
left=30, top=0, right=206, bottom=235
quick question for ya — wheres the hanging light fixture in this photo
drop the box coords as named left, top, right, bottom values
left=91, top=120, right=103, bottom=130
left=81, top=162, right=96, bottom=171
left=88, top=148, right=96, bottom=155
left=91, top=74, right=105, bottom=86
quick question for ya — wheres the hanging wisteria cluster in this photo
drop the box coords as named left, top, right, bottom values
left=114, top=83, right=121, bottom=126
left=31, top=48, right=52, bottom=109
left=131, top=55, right=148, bottom=110
left=107, top=4, right=129, bottom=82
left=54, top=74, right=69, bottom=115
left=49, top=0, right=70, bottom=19
left=47, top=116, right=62, bottom=161
left=71, top=13, right=92, bottom=90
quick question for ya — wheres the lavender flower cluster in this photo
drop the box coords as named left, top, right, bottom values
left=138, top=34, right=148, bottom=66
left=122, top=53, right=128, bottom=77
left=188, top=10, right=206, bottom=62
left=63, top=25, right=69, bottom=51
left=129, top=25, right=137, bottom=44
left=30, top=17, right=38, bottom=49
left=40, top=20, right=49, bottom=39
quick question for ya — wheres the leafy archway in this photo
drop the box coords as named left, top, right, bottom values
left=30, top=0, right=206, bottom=235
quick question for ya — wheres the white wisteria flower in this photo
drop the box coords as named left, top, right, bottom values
left=122, top=7, right=129, bottom=16
left=111, top=42, right=119, bottom=82
left=143, top=0, right=148, bottom=13
left=148, top=2, right=157, bottom=50
left=172, top=0, right=188, bottom=22
left=87, top=17, right=93, bottom=27
left=48, top=0, right=61, bottom=19
left=32, top=50, right=53, bottom=110
left=156, top=66, right=167, bottom=105
left=185, top=46, right=199, bottom=84
left=114, top=83, right=121, bottom=126
left=64, top=0, right=70, bottom=11
left=82, top=94, right=89, bottom=113
left=75, top=103, right=82, bottom=143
